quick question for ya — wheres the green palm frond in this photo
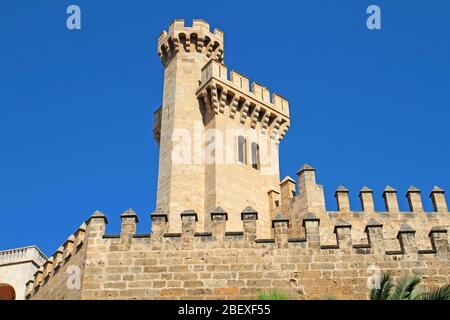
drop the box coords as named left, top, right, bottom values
left=409, top=286, right=424, bottom=300
left=368, top=272, right=450, bottom=300
left=321, top=294, right=337, bottom=300
left=370, top=272, right=393, bottom=300
left=420, top=285, right=450, bottom=300
left=258, top=290, right=289, bottom=300
left=387, top=275, right=421, bottom=300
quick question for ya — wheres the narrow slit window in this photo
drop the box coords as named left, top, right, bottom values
left=238, top=136, right=247, bottom=164
left=251, top=142, right=260, bottom=170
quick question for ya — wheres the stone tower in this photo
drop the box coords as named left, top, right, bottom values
left=153, top=19, right=290, bottom=237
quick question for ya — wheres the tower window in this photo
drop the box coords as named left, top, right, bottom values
left=251, top=142, right=260, bottom=170
left=238, top=136, right=247, bottom=164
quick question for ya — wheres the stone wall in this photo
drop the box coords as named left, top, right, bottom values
left=28, top=167, right=450, bottom=300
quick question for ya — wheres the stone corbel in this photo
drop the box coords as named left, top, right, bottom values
left=261, top=110, right=271, bottom=135
left=270, top=117, right=283, bottom=140
left=250, top=105, right=260, bottom=129
left=216, top=48, right=224, bottom=62
left=206, top=41, right=214, bottom=58
left=277, top=121, right=290, bottom=142
left=172, top=37, right=180, bottom=54
left=210, top=84, right=219, bottom=115
left=219, top=88, right=228, bottom=114
left=240, top=101, right=250, bottom=124
left=185, top=34, right=191, bottom=52
left=201, top=90, right=212, bottom=112
left=196, top=35, right=204, bottom=53
left=229, top=96, right=239, bottom=119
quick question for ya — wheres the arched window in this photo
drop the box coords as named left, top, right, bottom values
left=238, top=136, right=246, bottom=164
left=251, top=142, right=260, bottom=170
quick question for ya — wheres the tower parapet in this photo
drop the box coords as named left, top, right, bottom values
left=197, top=60, right=290, bottom=142
left=157, top=19, right=224, bottom=65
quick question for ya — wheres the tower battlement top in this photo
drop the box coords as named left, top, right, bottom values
left=157, top=19, right=224, bottom=65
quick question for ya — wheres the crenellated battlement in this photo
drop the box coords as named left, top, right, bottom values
left=271, top=164, right=449, bottom=216
left=157, top=19, right=224, bottom=65
left=27, top=195, right=450, bottom=300
left=329, top=184, right=448, bottom=215
left=26, top=222, right=87, bottom=299
left=28, top=203, right=450, bottom=300
left=197, top=60, right=290, bottom=141
left=269, top=164, right=450, bottom=257
left=27, top=164, right=450, bottom=300
left=90, top=208, right=448, bottom=257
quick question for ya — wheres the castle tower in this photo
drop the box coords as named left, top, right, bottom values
left=154, top=19, right=290, bottom=237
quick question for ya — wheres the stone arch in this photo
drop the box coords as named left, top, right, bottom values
left=0, top=283, right=16, bottom=300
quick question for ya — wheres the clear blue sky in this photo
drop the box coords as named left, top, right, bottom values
left=1, top=1, right=449, bottom=256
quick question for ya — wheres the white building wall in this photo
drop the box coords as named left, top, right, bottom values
left=0, top=246, right=47, bottom=300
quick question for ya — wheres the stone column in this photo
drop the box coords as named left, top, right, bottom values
left=211, top=207, right=227, bottom=240
left=241, top=207, right=258, bottom=241
left=280, top=176, right=296, bottom=214
left=334, top=219, right=352, bottom=251
left=429, top=226, right=449, bottom=258
left=181, top=209, right=197, bottom=249
left=406, top=186, right=423, bottom=212
left=62, top=235, right=75, bottom=260
left=397, top=224, right=417, bottom=257
left=151, top=209, right=168, bottom=237
left=383, top=185, right=399, bottom=213
left=335, top=186, right=350, bottom=212
left=272, top=213, right=289, bottom=248
left=296, top=164, right=326, bottom=213
left=120, top=208, right=138, bottom=242
left=359, top=186, right=375, bottom=212
left=302, top=213, right=320, bottom=249
left=365, top=218, right=384, bottom=254
left=430, top=186, right=447, bottom=213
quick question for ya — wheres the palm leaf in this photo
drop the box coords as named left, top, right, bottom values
left=388, top=275, right=421, bottom=300
left=370, top=272, right=393, bottom=300
left=420, top=285, right=450, bottom=300
left=409, top=286, right=424, bottom=300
